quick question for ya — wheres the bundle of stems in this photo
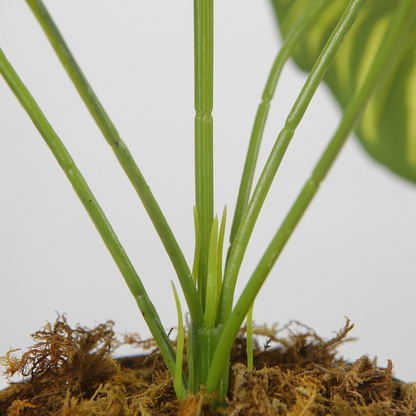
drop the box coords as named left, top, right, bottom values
left=1, top=0, right=415, bottom=405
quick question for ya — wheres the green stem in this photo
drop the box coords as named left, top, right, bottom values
left=25, top=0, right=203, bottom=327
left=171, top=282, right=186, bottom=402
left=204, top=217, right=218, bottom=327
left=192, top=325, right=222, bottom=392
left=216, top=0, right=367, bottom=327
left=0, top=47, right=180, bottom=384
left=216, top=206, right=227, bottom=303
left=228, top=0, right=334, bottom=250
left=186, top=323, right=195, bottom=393
left=207, top=0, right=416, bottom=393
left=192, top=207, right=201, bottom=283
left=194, top=0, right=214, bottom=309
left=246, top=302, right=254, bottom=370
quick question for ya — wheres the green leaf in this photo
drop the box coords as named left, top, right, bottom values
left=204, top=216, right=218, bottom=327
left=269, top=0, right=416, bottom=184
left=192, top=206, right=201, bottom=285
left=216, top=205, right=227, bottom=304
left=171, top=281, right=186, bottom=402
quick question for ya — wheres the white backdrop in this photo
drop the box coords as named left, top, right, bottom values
left=1, top=1, right=415, bottom=391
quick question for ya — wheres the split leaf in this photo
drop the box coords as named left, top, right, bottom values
left=270, top=0, right=416, bottom=184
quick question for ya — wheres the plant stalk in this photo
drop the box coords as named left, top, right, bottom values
left=0, top=48, right=186, bottom=395
left=207, top=0, right=416, bottom=393
left=25, top=0, right=204, bottom=327
left=228, top=0, right=334, bottom=250
left=216, top=0, right=367, bottom=328
left=194, top=0, right=214, bottom=309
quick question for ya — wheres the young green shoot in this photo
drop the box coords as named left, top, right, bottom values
left=204, top=216, right=218, bottom=328
left=171, top=281, right=185, bottom=403
left=216, top=206, right=227, bottom=306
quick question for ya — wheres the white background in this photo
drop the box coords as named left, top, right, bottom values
left=1, top=1, right=415, bottom=391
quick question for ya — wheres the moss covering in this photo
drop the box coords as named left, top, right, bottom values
left=1, top=316, right=414, bottom=415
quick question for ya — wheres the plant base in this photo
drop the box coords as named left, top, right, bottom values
left=0, top=316, right=414, bottom=415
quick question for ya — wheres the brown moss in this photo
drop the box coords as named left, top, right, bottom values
left=1, top=316, right=415, bottom=416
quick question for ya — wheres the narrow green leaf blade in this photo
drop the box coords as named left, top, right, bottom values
left=171, top=281, right=187, bottom=402
left=204, top=216, right=218, bottom=327
left=216, top=205, right=227, bottom=303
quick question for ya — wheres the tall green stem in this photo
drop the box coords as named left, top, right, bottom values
left=194, top=0, right=214, bottom=309
left=228, top=0, right=334, bottom=250
left=207, top=0, right=416, bottom=393
left=0, top=48, right=186, bottom=395
left=216, top=0, right=367, bottom=327
left=25, top=0, right=203, bottom=327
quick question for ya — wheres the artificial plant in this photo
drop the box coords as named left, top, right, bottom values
left=1, top=0, right=415, bottom=406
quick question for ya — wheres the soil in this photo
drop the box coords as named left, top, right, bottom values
left=0, top=315, right=414, bottom=416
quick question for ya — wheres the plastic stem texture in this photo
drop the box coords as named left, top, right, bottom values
left=0, top=48, right=180, bottom=383
left=25, top=0, right=203, bottom=327
left=216, top=0, right=367, bottom=328
left=208, top=0, right=416, bottom=393
left=194, top=0, right=214, bottom=309
left=228, top=0, right=334, bottom=249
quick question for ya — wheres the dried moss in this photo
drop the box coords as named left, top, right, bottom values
left=1, top=316, right=415, bottom=416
